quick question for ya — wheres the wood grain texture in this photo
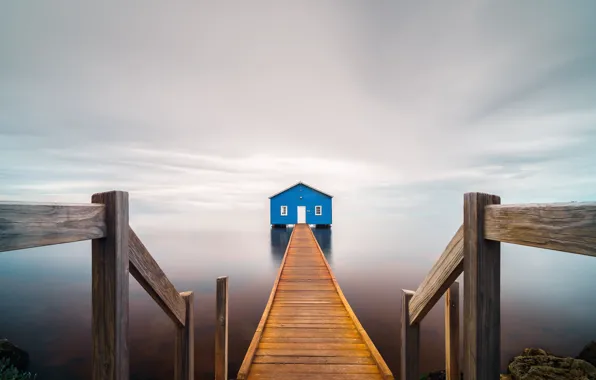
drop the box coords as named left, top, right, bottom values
left=400, top=289, right=419, bottom=380
left=91, top=191, right=129, bottom=380
left=0, top=202, right=106, bottom=252
left=175, top=291, right=194, bottom=380
left=463, top=192, right=501, bottom=380
left=215, top=276, right=229, bottom=380
left=484, top=202, right=596, bottom=257
left=445, top=282, right=460, bottom=380
left=409, top=225, right=463, bottom=324
left=236, top=227, right=297, bottom=379
left=129, top=228, right=186, bottom=327
left=239, top=225, right=394, bottom=380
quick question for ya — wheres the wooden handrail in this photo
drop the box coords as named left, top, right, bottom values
left=400, top=289, right=419, bottom=380
left=0, top=201, right=106, bottom=252
left=175, top=291, right=194, bottom=380
left=445, top=282, right=459, bottom=380
left=91, top=191, right=129, bottom=380
left=0, top=192, right=195, bottom=380
left=129, top=228, right=187, bottom=327
left=409, top=225, right=463, bottom=324
left=484, top=202, right=596, bottom=257
left=215, top=276, right=229, bottom=380
left=464, top=192, right=501, bottom=379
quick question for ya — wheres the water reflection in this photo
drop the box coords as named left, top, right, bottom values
left=312, top=227, right=333, bottom=263
left=269, top=227, right=292, bottom=266
left=269, top=227, right=333, bottom=266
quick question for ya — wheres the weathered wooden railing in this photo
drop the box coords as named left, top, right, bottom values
left=401, top=192, right=596, bottom=380
left=0, top=190, right=195, bottom=380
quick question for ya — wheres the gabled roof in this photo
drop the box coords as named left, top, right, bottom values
left=269, top=181, right=333, bottom=199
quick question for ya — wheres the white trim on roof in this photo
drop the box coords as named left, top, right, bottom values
left=268, top=181, right=333, bottom=199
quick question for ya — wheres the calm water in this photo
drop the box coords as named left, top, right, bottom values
left=2, top=222, right=596, bottom=379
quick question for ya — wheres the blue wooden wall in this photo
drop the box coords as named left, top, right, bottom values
left=270, top=184, right=332, bottom=225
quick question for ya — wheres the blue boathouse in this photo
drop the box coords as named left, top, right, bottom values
left=269, top=182, right=333, bottom=228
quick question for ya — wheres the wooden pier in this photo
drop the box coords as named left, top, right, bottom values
left=237, top=224, right=393, bottom=380
left=3, top=190, right=596, bottom=380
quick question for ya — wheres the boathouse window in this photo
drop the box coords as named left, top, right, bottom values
left=315, top=206, right=322, bottom=216
left=280, top=206, right=288, bottom=216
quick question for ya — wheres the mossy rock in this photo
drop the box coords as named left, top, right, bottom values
left=0, top=340, right=28, bottom=371
left=578, top=341, right=596, bottom=368
left=508, top=348, right=596, bottom=380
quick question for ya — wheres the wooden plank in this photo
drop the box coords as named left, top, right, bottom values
left=237, top=227, right=297, bottom=379
left=267, top=318, right=353, bottom=324
left=174, top=291, right=194, bottom=380
left=264, top=324, right=354, bottom=329
left=0, top=201, right=106, bottom=252
left=409, top=225, right=463, bottom=324
left=215, top=276, right=228, bottom=380
left=248, top=373, right=383, bottom=380
left=484, top=202, right=596, bottom=257
left=446, top=282, right=460, bottom=380
left=253, top=356, right=375, bottom=364
left=91, top=191, right=129, bottom=380
left=400, top=289, right=419, bottom=380
left=306, top=226, right=394, bottom=380
left=129, top=228, right=186, bottom=327
left=463, top=192, right=501, bottom=380
left=250, top=363, right=380, bottom=373
left=260, top=337, right=363, bottom=343
left=258, top=343, right=368, bottom=350
left=262, top=329, right=359, bottom=338
left=255, top=349, right=373, bottom=357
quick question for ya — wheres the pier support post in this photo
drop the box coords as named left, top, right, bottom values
left=446, top=282, right=460, bottom=380
left=215, top=276, right=229, bottom=380
left=175, top=291, right=194, bottom=380
left=463, top=192, right=501, bottom=380
left=400, top=289, right=419, bottom=380
left=91, top=191, right=130, bottom=380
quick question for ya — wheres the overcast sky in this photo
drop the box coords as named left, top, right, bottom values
left=1, top=1, right=595, bottom=231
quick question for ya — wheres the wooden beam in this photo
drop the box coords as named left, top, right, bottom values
left=463, top=192, right=501, bottom=380
left=237, top=227, right=296, bottom=380
left=445, top=282, right=460, bottom=380
left=129, top=228, right=186, bottom=327
left=215, top=276, right=229, bottom=380
left=91, top=191, right=129, bottom=380
left=409, top=225, right=463, bottom=324
left=484, top=202, right=596, bottom=257
left=175, top=291, right=194, bottom=380
left=0, top=202, right=106, bottom=252
left=400, top=289, right=419, bottom=380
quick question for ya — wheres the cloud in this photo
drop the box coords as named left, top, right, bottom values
left=1, top=1, right=595, bottom=230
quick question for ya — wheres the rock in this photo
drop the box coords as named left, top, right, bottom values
left=508, top=348, right=596, bottom=380
left=0, top=339, right=29, bottom=371
left=522, top=348, right=548, bottom=357
left=578, top=341, right=596, bottom=368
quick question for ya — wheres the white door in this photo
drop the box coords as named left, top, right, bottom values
left=297, top=206, right=306, bottom=224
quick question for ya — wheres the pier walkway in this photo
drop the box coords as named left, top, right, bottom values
left=237, top=224, right=393, bottom=380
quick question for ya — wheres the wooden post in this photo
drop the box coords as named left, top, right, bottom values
left=91, top=191, right=129, bottom=380
left=215, top=276, right=229, bottom=380
left=401, top=289, right=419, bottom=380
left=175, top=291, right=194, bottom=380
left=446, top=281, right=460, bottom=380
left=463, top=192, right=501, bottom=380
